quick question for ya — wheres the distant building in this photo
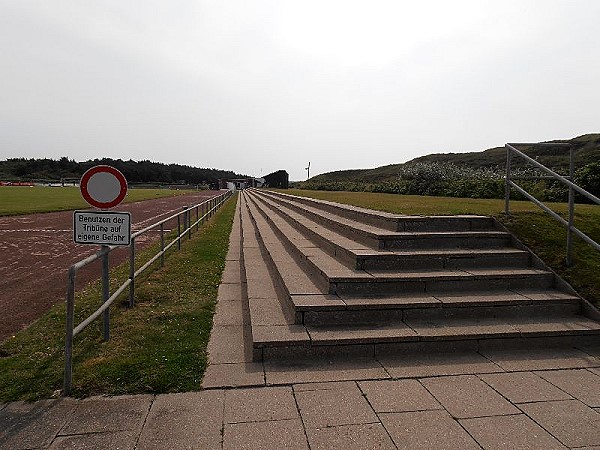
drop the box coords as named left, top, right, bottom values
left=218, top=178, right=264, bottom=190
left=263, top=170, right=289, bottom=189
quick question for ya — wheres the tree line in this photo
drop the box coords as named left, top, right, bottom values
left=0, top=157, right=244, bottom=185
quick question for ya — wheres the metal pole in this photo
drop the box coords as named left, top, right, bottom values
left=160, top=223, right=165, bottom=267
left=64, top=267, right=76, bottom=396
left=129, top=237, right=135, bottom=308
left=177, top=214, right=181, bottom=250
left=186, top=206, right=191, bottom=239
left=101, top=245, right=110, bottom=341
left=566, top=145, right=575, bottom=266
left=505, top=145, right=512, bottom=215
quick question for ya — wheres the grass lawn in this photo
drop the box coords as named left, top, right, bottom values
left=0, top=186, right=197, bottom=216
left=283, top=189, right=600, bottom=307
left=0, top=194, right=236, bottom=401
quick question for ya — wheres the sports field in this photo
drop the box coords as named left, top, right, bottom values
left=0, top=186, right=196, bottom=216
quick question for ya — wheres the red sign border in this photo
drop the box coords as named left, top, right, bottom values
left=80, top=165, right=128, bottom=209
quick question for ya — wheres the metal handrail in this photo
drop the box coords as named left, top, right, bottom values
left=505, top=142, right=600, bottom=267
left=64, top=190, right=232, bottom=395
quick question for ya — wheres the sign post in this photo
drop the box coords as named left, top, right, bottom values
left=75, top=165, right=130, bottom=341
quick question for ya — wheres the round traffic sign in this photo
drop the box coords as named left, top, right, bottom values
left=80, top=165, right=128, bottom=209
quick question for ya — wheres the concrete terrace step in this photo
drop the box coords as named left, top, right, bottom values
left=236, top=191, right=600, bottom=361
left=249, top=190, right=519, bottom=270
left=260, top=189, right=497, bottom=232
left=244, top=191, right=555, bottom=296
left=251, top=189, right=511, bottom=250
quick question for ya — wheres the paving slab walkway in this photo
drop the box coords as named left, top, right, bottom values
left=2, top=196, right=599, bottom=449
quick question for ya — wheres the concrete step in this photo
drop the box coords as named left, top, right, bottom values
left=355, top=248, right=530, bottom=270
left=244, top=192, right=555, bottom=297
left=249, top=190, right=514, bottom=275
left=251, top=189, right=510, bottom=250
left=255, top=313, right=600, bottom=361
left=299, top=290, right=583, bottom=326
left=236, top=191, right=600, bottom=362
left=258, top=189, right=496, bottom=232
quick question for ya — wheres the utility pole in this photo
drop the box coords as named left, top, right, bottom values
left=305, top=162, right=311, bottom=180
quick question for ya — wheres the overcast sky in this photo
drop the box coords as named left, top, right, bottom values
left=1, top=1, right=598, bottom=180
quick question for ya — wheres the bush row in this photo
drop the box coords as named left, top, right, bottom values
left=297, top=162, right=600, bottom=202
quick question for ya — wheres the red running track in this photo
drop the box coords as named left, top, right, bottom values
left=0, top=191, right=223, bottom=342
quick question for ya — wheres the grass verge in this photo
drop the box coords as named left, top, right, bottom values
left=0, top=194, right=237, bottom=401
left=282, top=189, right=600, bottom=307
left=0, top=186, right=198, bottom=216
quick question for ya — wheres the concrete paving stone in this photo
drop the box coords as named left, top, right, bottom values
left=217, top=282, right=242, bottom=301
left=306, top=423, right=396, bottom=450
left=536, top=369, right=600, bottom=407
left=213, top=299, right=247, bottom=326
left=265, top=246, right=295, bottom=262
left=278, top=264, right=323, bottom=295
left=460, top=414, right=567, bottom=450
left=359, top=379, right=442, bottom=413
left=242, top=235, right=260, bottom=248
left=137, top=391, right=224, bottom=450
left=223, top=418, right=309, bottom=450
left=295, top=381, right=378, bottom=428
left=513, top=289, right=581, bottom=301
left=0, top=399, right=76, bottom=449
left=248, top=297, right=290, bottom=325
left=432, top=290, right=530, bottom=306
left=379, top=350, right=503, bottom=378
left=265, top=356, right=389, bottom=385
left=589, top=367, right=600, bottom=376
left=380, top=410, right=480, bottom=450
left=221, top=260, right=242, bottom=283
left=252, top=324, right=310, bottom=345
left=241, top=247, right=263, bottom=261
left=511, top=316, right=600, bottom=336
left=292, top=294, right=345, bottom=309
left=243, top=263, right=271, bottom=283
left=49, top=430, right=139, bottom=450
left=201, top=362, right=265, bottom=389
left=479, top=372, right=572, bottom=404
left=404, top=316, right=519, bottom=340
left=293, top=380, right=356, bottom=392
left=520, top=400, right=600, bottom=448
left=367, top=269, right=471, bottom=280
left=307, top=255, right=360, bottom=278
left=420, top=375, right=520, bottom=419
left=59, top=395, right=152, bottom=435
left=206, top=325, right=252, bottom=364
left=342, top=294, right=440, bottom=309
left=480, top=347, right=598, bottom=371
left=0, top=400, right=47, bottom=441
left=224, top=386, right=298, bottom=424
left=246, top=277, right=277, bottom=300
left=307, top=322, right=417, bottom=344
left=226, top=246, right=241, bottom=261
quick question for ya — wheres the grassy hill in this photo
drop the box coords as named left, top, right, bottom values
left=310, top=134, right=600, bottom=183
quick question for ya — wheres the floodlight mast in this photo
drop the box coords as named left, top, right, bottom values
left=305, top=162, right=311, bottom=180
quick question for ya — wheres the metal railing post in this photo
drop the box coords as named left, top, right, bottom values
left=186, top=206, right=191, bottom=239
left=64, top=267, right=76, bottom=396
left=160, top=223, right=165, bottom=267
left=101, top=245, right=110, bottom=341
left=129, top=237, right=135, bottom=308
left=505, top=144, right=512, bottom=215
left=566, top=145, right=575, bottom=266
left=177, top=213, right=181, bottom=250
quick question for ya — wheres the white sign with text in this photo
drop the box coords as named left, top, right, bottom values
left=73, top=211, right=131, bottom=246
